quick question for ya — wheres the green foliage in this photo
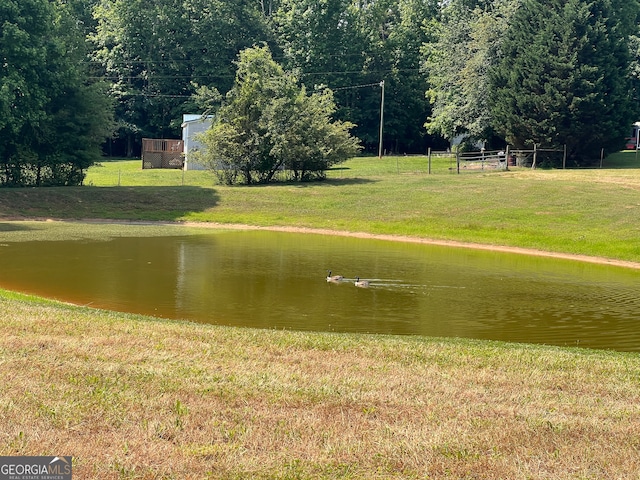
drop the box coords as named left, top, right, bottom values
left=92, top=0, right=271, bottom=152
left=274, top=0, right=438, bottom=153
left=361, top=0, right=440, bottom=152
left=422, top=0, right=518, bottom=145
left=265, top=85, right=362, bottom=181
left=35, top=0, right=640, bottom=165
left=197, top=46, right=361, bottom=185
left=490, top=0, right=640, bottom=163
left=0, top=0, right=114, bottom=186
left=628, top=34, right=640, bottom=112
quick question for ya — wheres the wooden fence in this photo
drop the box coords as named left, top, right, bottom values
left=142, top=138, right=184, bottom=169
left=452, top=145, right=566, bottom=173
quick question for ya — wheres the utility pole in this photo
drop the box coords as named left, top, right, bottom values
left=378, top=80, right=385, bottom=158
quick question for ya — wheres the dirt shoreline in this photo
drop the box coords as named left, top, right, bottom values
left=7, top=217, right=640, bottom=270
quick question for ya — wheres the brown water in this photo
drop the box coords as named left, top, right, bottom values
left=1, top=230, right=639, bottom=351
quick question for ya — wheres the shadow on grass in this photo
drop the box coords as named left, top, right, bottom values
left=238, top=177, right=377, bottom=188
left=322, top=177, right=377, bottom=186
left=0, top=222, right=38, bottom=232
left=601, top=151, right=640, bottom=169
left=0, top=186, right=220, bottom=222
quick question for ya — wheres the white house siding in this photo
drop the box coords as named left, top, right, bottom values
left=181, top=114, right=213, bottom=170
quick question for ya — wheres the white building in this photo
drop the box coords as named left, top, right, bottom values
left=181, top=114, right=213, bottom=170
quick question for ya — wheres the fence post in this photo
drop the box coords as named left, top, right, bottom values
left=600, top=148, right=604, bottom=168
left=505, top=145, right=510, bottom=171
left=428, top=147, right=432, bottom=175
left=456, top=150, right=460, bottom=174
left=532, top=144, right=537, bottom=169
left=563, top=144, right=567, bottom=169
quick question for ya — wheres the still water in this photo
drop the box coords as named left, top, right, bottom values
left=1, top=229, right=639, bottom=351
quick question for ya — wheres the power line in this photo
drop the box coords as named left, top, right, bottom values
left=129, top=93, right=193, bottom=98
left=103, top=81, right=385, bottom=98
left=332, top=82, right=383, bottom=91
left=83, top=52, right=379, bottom=65
left=87, top=69, right=421, bottom=81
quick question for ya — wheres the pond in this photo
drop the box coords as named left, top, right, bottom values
left=1, top=228, right=639, bottom=352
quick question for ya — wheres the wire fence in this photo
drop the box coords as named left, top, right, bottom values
left=375, top=144, right=584, bottom=175
left=88, top=144, right=623, bottom=186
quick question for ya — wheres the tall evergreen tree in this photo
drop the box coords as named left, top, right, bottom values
left=491, top=0, right=640, bottom=163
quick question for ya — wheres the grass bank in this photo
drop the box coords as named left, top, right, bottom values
left=2, top=290, right=639, bottom=479
left=1, top=155, right=640, bottom=478
left=1, top=154, right=640, bottom=262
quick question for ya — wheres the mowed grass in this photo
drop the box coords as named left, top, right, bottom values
left=1, top=153, right=639, bottom=261
left=2, top=290, right=640, bottom=479
left=1, top=153, right=640, bottom=478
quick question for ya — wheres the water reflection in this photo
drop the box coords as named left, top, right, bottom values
left=1, top=230, right=639, bottom=351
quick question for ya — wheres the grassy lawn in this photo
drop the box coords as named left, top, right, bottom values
left=1, top=152, right=639, bottom=262
left=1, top=290, right=639, bottom=479
left=1, top=153, right=640, bottom=478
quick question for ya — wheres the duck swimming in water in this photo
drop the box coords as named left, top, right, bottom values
left=326, top=271, right=344, bottom=283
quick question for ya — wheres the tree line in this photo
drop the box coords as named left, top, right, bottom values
left=2, top=0, right=639, bottom=186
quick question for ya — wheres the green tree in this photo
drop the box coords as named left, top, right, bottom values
left=274, top=0, right=439, bottom=153
left=274, top=0, right=366, bottom=127
left=628, top=33, right=640, bottom=113
left=197, top=46, right=360, bottom=184
left=92, top=0, right=270, bottom=155
left=422, top=0, right=517, bottom=146
left=264, top=85, right=361, bottom=181
left=0, top=0, right=113, bottom=186
left=491, top=0, right=640, bottom=163
left=355, top=0, right=439, bottom=152
left=65, top=0, right=100, bottom=35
